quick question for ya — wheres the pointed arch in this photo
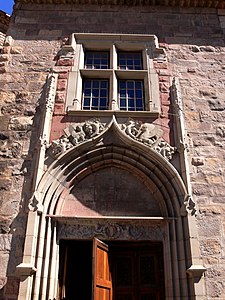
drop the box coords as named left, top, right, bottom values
left=17, top=117, right=202, bottom=300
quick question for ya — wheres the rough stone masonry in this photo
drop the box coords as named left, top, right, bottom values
left=0, top=1, right=225, bottom=299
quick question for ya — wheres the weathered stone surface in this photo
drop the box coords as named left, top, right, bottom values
left=8, top=117, right=33, bottom=131
left=0, top=234, right=12, bottom=251
left=200, top=239, right=221, bottom=256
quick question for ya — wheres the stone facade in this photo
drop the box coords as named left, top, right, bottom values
left=0, top=11, right=10, bottom=50
left=0, top=1, right=225, bottom=299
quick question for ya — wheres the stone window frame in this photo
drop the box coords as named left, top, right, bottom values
left=66, top=33, right=162, bottom=116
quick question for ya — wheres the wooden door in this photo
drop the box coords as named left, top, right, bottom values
left=93, top=238, right=112, bottom=300
left=111, top=243, right=165, bottom=300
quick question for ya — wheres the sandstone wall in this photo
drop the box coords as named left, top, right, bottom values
left=0, top=11, right=10, bottom=50
left=0, top=3, right=225, bottom=299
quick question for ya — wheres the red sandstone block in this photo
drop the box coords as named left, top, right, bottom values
left=158, top=76, right=170, bottom=83
left=57, top=79, right=67, bottom=91
left=58, top=72, right=68, bottom=79
left=56, top=58, right=74, bottom=66
left=160, top=93, right=170, bottom=106
left=50, top=131, right=61, bottom=142
left=55, top=91, right=66, bottom=103
left=53, top=103, right=65, bottom=115
left=161, top=105, right=171, bottom=119
left=162, top=127, right=170, bottom=143
left=154, top=62, right=168, bottom=69
left=52, top=66, right=71, bottom=73
left=159, top=82, right=170, bottom=93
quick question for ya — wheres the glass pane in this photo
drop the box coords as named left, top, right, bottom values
left=119, top=80, right=144, bottom=111
left=100, top=98, right=107, bottom=108
left=100, top=89, right=107, bottom=97
left=93, top=81, right=99, bottom=88
left=127, top=81, right=134, bottom=89
left=84, top=89, right=91, bottom=96
left=85, top=51, right=109, bottom=69
left=118, top=52, right=142, bottom=70
left=83, top=79, right=108, bottom=110
left=84, top=80, right=91, bottom=88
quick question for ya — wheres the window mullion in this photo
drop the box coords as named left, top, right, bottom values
left=111, top=45, right=118, bottom=110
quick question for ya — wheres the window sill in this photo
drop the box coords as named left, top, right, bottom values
left=66, top=108, right=160, bottom=118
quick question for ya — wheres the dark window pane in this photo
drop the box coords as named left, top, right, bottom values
left=100, top=98, right=107, bottom=108
left=83, top=79, right=108, bottom=110
left=100, top=81, right=107, bottom=88
left=118, top=52, right=142, bottom=70
left=119, top=80, right=144, bottom=111
left=136, top=99, right=143, bottom=108
left=120, top=99, right=126, bottom=107
left=84, top=80, right=91, bottom=88
left=135, top=81, right=142, bottom=89
left=93, top=81, right=99, bottom=88
left=85, top=51, right=109, bottom=69
left=119, top=81, right=126, bottom=89
left=127, top=81, right=134, bottom=89
left=128, top=90, right=134, bottom=98
left=136, top=89, right=142, bottom=98
left=100, top=89, right=107, bottom=97
left=83, top=98, right=90, bottom=108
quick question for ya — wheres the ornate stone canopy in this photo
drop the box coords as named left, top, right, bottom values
left=14, top=0, right=225, bottom=8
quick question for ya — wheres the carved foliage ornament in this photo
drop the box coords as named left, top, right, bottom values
left=57, top=222, right=165, bottom=241
left=121, top=119, right=176, bottom=160
left=48, top=119, right=106, bottom=158
left=48, top=118, right=176, bottom=161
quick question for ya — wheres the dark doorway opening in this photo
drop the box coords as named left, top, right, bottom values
left=59, top=240, right=93, bottom=299
left=59, top=240, right=165, bottom=300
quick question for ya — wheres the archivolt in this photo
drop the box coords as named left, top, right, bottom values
left=35, top=120, right=187, bottom=218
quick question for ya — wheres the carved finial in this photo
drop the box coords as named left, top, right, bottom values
left=181, top=194, right=196, bottom=216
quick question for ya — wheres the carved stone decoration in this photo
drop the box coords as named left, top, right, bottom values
left=48, top=136, right=73, bottom=158
left=154, top=140, right=176, bottom=161
left=48, top=118, right=175, bottom=160
left=64, top=118, right=106, bottom=145
left=57, top=220, right=166, bottom=241
left=45, top=73, right=58, bottom=113
left=180, top=194, right=196, bottom=216
left=47, top=119, right=106, bottom=158
left=121, top=118, right=176, bottom=161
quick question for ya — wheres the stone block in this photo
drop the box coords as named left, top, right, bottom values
left=55, top=91, right=66, bottom=103
left=57, top=79, right=67, bottom=91
left=8, top=117, right=33, bottom=131
left=0, top=179, right=12, bottom=192
left=56, top=58, right=74, bottom=66
left=208, top=99, right=225, bottom=111
left=192, top=157, right=204, bottom=166
left=0, top=234, right=12, bottom=251
left=198, top=215, right=221, bottom=237
left=200, top=239, right=221, bottom=256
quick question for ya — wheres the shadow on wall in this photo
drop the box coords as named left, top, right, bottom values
left=0, top=78, right=50, bottom=299
left=61, top=166, right=162, bottom=217
left=7, top=4, right=225, bottom=47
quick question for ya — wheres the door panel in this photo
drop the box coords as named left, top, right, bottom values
left=111, top=243, right=165, bottom=300
left=93, top=238, right=112, bottom=300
